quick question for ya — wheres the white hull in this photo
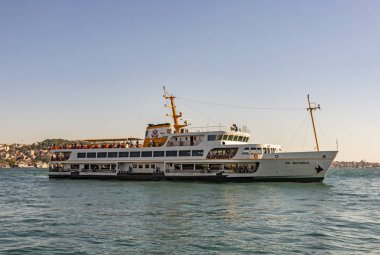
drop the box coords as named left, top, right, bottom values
left=49, top=151, right=337, bottom=182
left=49, top=91, right=337, bottom=183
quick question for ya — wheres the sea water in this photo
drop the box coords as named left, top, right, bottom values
left=0, top=168, right=379, bottom=255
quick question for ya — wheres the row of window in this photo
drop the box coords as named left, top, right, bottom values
left=77, top=150, right=204, bottom=159
left=206, top=148, right=238, bottom=159
left=83, top=164, right=117, bottom=170
left=72, top=164, right=158, bottom=170
left=216, top=135, right=249, bottom=142
left=171, top=134, right=249, bottom=142
left=243, top=147, right=278, bottom=154
left=167, top=162, right=259, bottom=172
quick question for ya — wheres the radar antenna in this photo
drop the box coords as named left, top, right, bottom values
left=163, top=86, right=188, bottom=133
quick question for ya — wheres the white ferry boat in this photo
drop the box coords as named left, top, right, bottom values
left=49, top=89, right=337, bottom=182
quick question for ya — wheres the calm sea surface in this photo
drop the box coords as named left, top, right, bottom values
left=0, top=168, right=379, bottom=255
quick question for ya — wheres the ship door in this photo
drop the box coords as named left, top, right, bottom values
left=190, top=136, right=194, bottom=146
left=165, top=163, right=174, bottom=172
left=118, top=163, right=125, bottom=171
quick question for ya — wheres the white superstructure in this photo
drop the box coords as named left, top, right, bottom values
left=49, top=89, right=337, bottom=182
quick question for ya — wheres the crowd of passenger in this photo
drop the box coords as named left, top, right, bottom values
left=50, top=141, right=142, bottom=150
left=49, top=163, right=64, bottom=171
left=206, top=151, right=237, bottom=159
left=51, top=155, right=68, bottom=161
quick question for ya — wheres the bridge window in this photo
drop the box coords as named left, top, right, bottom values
left=153, top=151, right=165, bottom=157
left=179, top=150, right=191, bottom=157
left=130, top=152, right=141, bottom=157
left=119, top=152, right=129, bottom=157
left=97, top=152, right=107, bottom=158
left=77, top=153, right=86, bottom=158
left=192, top=150, right=204, bottom=156
left=87, top=152, right=96, bottom=158
left=108, top=152, right=118, bottom=158
left=142, top=151, right=153, bottom=157
left=166, top=151, right=178, bottom=157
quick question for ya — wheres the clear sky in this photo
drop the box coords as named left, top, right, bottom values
left=1, top=0, right=379, bottom=162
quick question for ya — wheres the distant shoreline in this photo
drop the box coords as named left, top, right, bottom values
left=1, top=140, right=379, bottom=169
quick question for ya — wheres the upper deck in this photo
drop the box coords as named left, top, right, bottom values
left=48, top=88, right=280, bottom=163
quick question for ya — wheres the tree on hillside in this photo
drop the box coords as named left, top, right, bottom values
left=38, top=139, right=73, bottom=149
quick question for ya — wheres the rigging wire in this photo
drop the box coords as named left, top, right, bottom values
left=176, top=98, right=220, bottom=126
left=168, top=95, right=330, bottom=151
left=302, top=117, right=311, bottom=151
left=315, top=116, right=333, bottom=150
left=176, top=96, right=305, bottom=111
left=285, top=113, right=309, bottom=151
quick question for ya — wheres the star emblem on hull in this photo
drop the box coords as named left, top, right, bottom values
left=315, top=165, right=324, bottom=173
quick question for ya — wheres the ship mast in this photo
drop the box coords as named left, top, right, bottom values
left=163, top=87, right=188, bottom=133
left=307, top=94, right=321, bottom=151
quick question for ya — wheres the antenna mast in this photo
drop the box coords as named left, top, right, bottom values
left=307, top=94, right=321, bottom=151
left=163, top=86, right=188, bottom=133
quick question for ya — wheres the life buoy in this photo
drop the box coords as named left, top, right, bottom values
left=253, top=154, right=259, bottom=159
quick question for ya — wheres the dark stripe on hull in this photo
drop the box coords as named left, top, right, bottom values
left=49, top=173, right=324, bottom=183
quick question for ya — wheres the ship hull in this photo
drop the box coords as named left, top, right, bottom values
left=49, top=172, right=324, bottom=183
left=49, top=151, right=337, bottom=183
